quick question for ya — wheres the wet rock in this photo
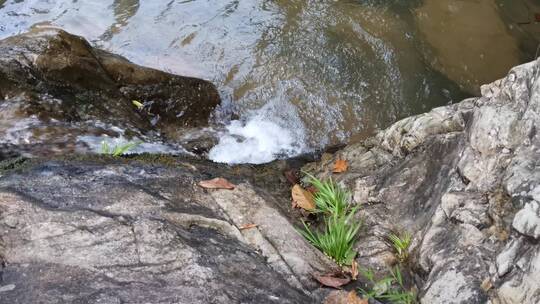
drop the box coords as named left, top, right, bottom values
left=0, top=158, right=333, bottom=303
left=305, top=59, right=540, bottom=303
left=0, top=27, right=220, bottom=156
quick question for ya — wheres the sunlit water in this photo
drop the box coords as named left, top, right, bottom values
left=0, top=0, right=538, bottom=163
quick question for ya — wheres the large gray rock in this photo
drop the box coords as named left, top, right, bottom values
left=0, top=158, right=335, bottom=303
left=304, top=59, right=540, bottom=303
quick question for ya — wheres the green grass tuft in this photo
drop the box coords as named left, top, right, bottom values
left=388, top=231, right=412, bottom=263
left=305, top=172, right=350, bottom=216
left=299, top=207, right=361, bottom=266
left=358, top=266, right=417, bottom=304
left=101, top=141, right=141, bottom=157
left=298, top=173, right=360, bottom=266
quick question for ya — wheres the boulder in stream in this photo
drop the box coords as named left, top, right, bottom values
left=0, top=27, right=220, bottom=156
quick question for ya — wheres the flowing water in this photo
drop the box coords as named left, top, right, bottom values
left=1, top=0, right=539, bottom=163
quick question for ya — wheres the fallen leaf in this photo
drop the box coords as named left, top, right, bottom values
left=291, top=184, right=316, bottom=211
left=323, top=291, right=367, bottom=304
left=132, top=100, right=144, bottom=110
left=346, top=291, right=368, bottom=304
left=239, top=223, right=258, bottom=230
left=198, top=177, right=236, bottom=190
left=314, top=273, right=351, bottom=289
left=333, top=159, right=348, bottom=173
left=350, top=260, right=359, bottom=281
left=284, top=169, right=299, bottom=185
left=323, top=291, right=346, bottom=304
left=481, top=278, right=493, bottom=291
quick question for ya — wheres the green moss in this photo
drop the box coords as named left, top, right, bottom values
left=128, top=153, right=182, bottom=167
left=0, top=157, right=32, bottom=174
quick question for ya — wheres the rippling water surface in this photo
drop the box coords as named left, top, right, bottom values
left=1, top=0, right=538, bottom=163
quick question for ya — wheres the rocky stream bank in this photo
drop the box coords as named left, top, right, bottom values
left=0, top=29, right=539, bottom=304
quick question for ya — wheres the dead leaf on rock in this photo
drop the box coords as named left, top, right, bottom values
left=351, top=260, right=359, bottom=281
left=333, top=159, right=348, bottom=173
left=346, top=291, right=368, bottom=304
left=291, top=184, right=316, bottom=211
left=323, top=290, right=367, bottom=304
left=239, top=223, right=258, bottom=230
left=314, top=273, right=351, bottom=289
left=198, top=177, right=236, bottom=190
left=481, top=278, right=493, bottom=291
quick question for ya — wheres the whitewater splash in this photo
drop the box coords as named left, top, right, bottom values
left=209, top=99, right=308, bottom=164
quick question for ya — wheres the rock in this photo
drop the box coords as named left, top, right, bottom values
left=497, top=245, right=540, bottom=304
left=0, top=284, right=16, bottom=293
left=0, top=27, right=220, bottom=156
left=305, top=59, right=540, bottom=303
left=0, top=157, right=334, bottom=303
left=440, top=192, right=490, bottom=228
left=496, top=238, right=522, bottom=277
left=421, top=268, right=486, bottom=304
left=512, top=201, right=540, bottom=239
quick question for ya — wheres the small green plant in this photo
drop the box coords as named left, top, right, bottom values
left=305, top=173, right=349, bottom=216
left=358, top=266, right=417, bottom=304
left=298, top=173, right=361, bottom=266
left=101, top=140, right=141, bottom=157
left=388, top=231, right=412, bottom=263
left=299, top=208, right=361, bottom=266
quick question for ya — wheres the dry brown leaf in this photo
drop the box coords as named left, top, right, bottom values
left=238, top=223, right=258, bottom=230
left=481, top=278, right=493, bottom=291
left=291, top=184, right=316, bottom=211
left=346, top=291, right=368, bottom=304
left=198, top=177, right=236, bottom=190
left=333, top=159, right=348, bottom=173
left=350, top=260, right=359, bottom=281
left=323, top=291, right=367, bottom=304
left=313, top=273, right=351, bottom=289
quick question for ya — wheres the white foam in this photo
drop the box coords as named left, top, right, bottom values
left=209, top=100, right=307, bottom=164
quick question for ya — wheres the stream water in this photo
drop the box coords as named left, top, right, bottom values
left=1, top=0, right=539, bottom=163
